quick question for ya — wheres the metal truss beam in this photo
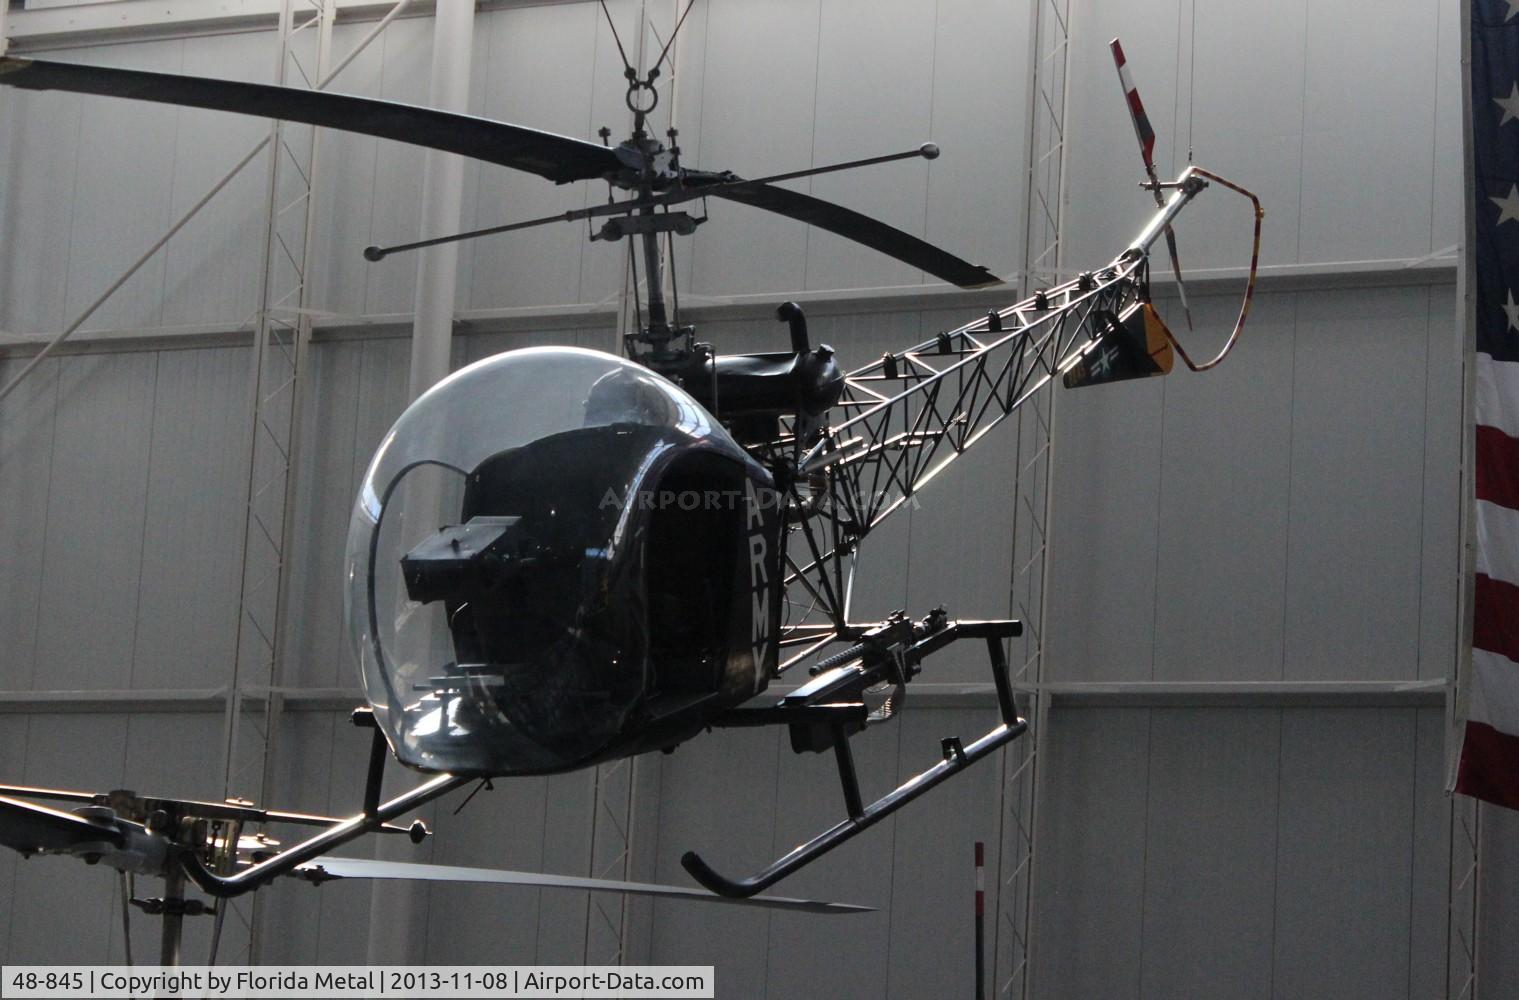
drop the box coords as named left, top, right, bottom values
left=777, top=258, right=1143, bottom=646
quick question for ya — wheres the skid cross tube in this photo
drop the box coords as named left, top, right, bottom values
left=682, top=618, right=1024, bottom=897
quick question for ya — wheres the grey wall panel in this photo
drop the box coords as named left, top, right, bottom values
left=902, top=307, right=1021, bottom=683
left=451, top=37, right=490, bottom=322
left=0, top=5, right=1037, bottom=325
left=620, top=756, right=665, bottom=966
left=1419, top=288, right=1462, bottom=680
left=0, top=75, right=81, bottom=335
left=885, top=707, right=1005, bottom=999
left=123, top=712, right=227, bottom=821
left=1045, top=373, right=1164, bottom=682
left=1062, top=0, right=1180, bottom=269
left=1408, top=708, right=1450, bottom=1000
left=117, top=711, right=228, bottom=963
left=1478, top=800, right=1519, bottom=989
left=1031, top=706, right=1149, bottom=1000
left=806, top=0, right=937, bottom=293
left=349, top=337, right=412, bottom=479
left=1284, top=288, right=1430, bottom=681
left=1272, top=708, right=1416, bottom=1000
left=660, top=1, right=711, bottom=302
left=642, top=711, right=1007, bottom=997
left=1187, top=0, right=1307, bottom=268
left=1138, top=708, right=1278, bottom=999
left=256, top=711, right=340, bottom=965
left=7, top=714, right=128, bottom=964
left=305, top=336, right=411, bottom=691
left=1431, top=0, right=1464, bottom=255
left=1063, top=0, right=1456, bottom=270
left=467, top=3, right=602, bottom=313
left=530, top=770, right=596, bottom=965
left=61, top=42, right=182, bottom=333
left=308, top=21, right=388, bottom=323
left=823, top=309, right=927, bottom=625
left=0, top=4, right=1480, bottom=987
left=132, top=347, right=248, bottom=690
left=0, top=357, right=58, bottom=691
left=256, top=709, right=388, bottom=964
left=1298, top=0, right=1440, bottom=264
left=0, top=716, right=26, bottom=964
left=32, top=353, right=156, bottom=691
left=362, top=18, right=435, bottom=320
left=286, top=340, right=364, bottom=690
left=462, top=325, right=604, bottom=365
left=160, top=34, right=272, bottom=330
left=576, top=0, right=658, bottom=308
left=420, top=776, right=556, bottom=964
left=1006, top=392, right=1054, bottom=675
left=682, top=0, right=819, bottom=300
left=1030, top=706, right=1452, bottom=999
left=648, top=724, right=780, bottom=997
left=760, top=712, right=898, bottom=999
left=923, top=0, right=1028, bottom=284
left=1050, top=283, right=1453, bottom=687
left=1152, top=290, right=1293, bottom=682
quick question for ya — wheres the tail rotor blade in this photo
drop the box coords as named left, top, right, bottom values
left=1111, top=38, right=1195, bottom=332
left=1110, top=38, right=1159, bottom=182
left=1162, top=225, right=1195, bottom=331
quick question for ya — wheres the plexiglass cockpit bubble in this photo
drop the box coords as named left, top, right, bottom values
left=344, top=346, right=752, bottom=775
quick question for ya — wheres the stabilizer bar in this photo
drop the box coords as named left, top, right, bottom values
left=181, top=773, right=469, bottom=898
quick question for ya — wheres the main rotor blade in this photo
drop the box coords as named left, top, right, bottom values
left=0, top=57, right=619, bottom=185
left=0, top=782, right=99, bottom=805
left=0, top=795, right=123, bottom=855
left=696, top=180, right=1001, bottom=289
left=292, top=855, right=873, bottom=915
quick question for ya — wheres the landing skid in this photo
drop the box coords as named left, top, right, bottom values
left=687, top=615, right=1026, bottom=897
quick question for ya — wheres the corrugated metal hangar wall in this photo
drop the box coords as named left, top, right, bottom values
left=0, top=0, right=1512, bottom=996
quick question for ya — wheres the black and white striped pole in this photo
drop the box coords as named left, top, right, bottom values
left=975, top=841, right=986, bottom=1000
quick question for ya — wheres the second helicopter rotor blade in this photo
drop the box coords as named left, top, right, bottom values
left=695, top=179, right=1002, bottom=289
left=0, top=56, right=620, bottom=185
left=0, top=795, right=124, bottom=855
left=291, top=855, right=873, bottom=914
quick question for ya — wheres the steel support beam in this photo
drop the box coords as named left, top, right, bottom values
left=405, top=0, right=473, bottom=401
left=995, top=0, right=1072, bottom=992
left=364, top=0, right=475, bottom=967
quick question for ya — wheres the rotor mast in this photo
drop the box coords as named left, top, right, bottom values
left=623, top=58, right=681, bottom=358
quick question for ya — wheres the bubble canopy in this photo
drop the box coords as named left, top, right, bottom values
left=344, top=347, right=760, bottom=775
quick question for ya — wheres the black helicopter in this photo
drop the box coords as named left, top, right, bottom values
left=0, top=3, right=1262, bottom=959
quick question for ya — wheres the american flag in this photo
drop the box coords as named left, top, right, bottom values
left=1456, top=0, right=1519, bottom=809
